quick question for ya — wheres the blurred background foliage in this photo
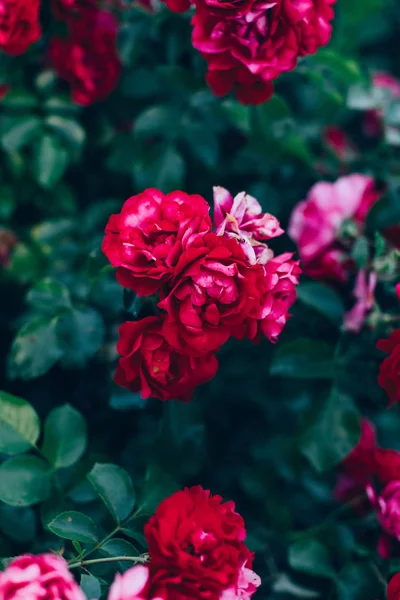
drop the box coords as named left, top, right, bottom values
left=0, top=0, right=400, bottom=598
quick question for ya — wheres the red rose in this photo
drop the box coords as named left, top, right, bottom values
left=159, top=233, right=261, bottom=356
left=0, top=554, right=85, bottom=600
left=115, top=316, right=218, bottom=402
left=191, top=0, right=336, bottom=105
left=377, top=329, right=400, bottom=407
left=144, top=486, right=258, bottom=600
left=0, top=0, right=41, bottom=56
left=102, top=189, right=212, bottom=297
left=50, top=8, right=121, bottom=106
left=388, top=573, right=400, bottom=600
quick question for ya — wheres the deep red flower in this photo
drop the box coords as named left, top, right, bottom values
left=388, top=573, right=400, bottom=600
left=144, top=486, right=258, bottom=600
left=191, top=0, right=336, bottom=104
left=0, top=0, right=41, bottom=55
left=50, top=8, right=121, bottom=106
left=115, top=316, right=218, bottom=402
left=102, top=188, right=212, bottom=297
left=377, top=329, right=400, bottom=407
left=368, top=481, right=400, bottom=559
left=159, top=233, right=261, bottom=356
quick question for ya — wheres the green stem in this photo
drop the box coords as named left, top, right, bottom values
left=76, top=526, right=120, bottom=562
left=69, top=555, right=148, bottom=570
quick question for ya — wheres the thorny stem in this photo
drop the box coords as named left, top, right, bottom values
left=69, top=555, right=149, bottom=570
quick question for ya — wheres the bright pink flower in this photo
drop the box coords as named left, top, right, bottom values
left=213, top=186, right=283, bottom=265
left=343, top=270, right=377, bottom=332
left=102, top=188, right=212, bottom=297
left=0, top=0, right=41, bottom=55
left=115, top=316, right=218, bottom=402
left=145, top=486, right=258, bottom=600
left=238, top=252, right=301, bottom=343
left=367, top=481, right=400, bottom=559
left=50, top=8, right=121, bottom=106
left=288, top=174, right=381, bottom=282
left=191, top=0, right=336, bottom=105
left=159, top=233, right=261, bottom=356
left=0, top=554, right=85, bottom=600
left=108, top=566, right=165, bottom=600
left=377, top=329, right=400, bottom=407
left=396, top=283, right=400, bottom=301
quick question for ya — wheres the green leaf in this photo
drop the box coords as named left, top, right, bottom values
left=297, top=283, right=345, bottom=325
left=57, top=307, right=105, bottom=368
left=8, top=316, right=64, bottom=380
left=0, top=505, right=37, bottom=543
left=80, top=574, right=102, bottom=600
left=41, top=404, right=87, bottom=469
left=270, top=339, right=334, bottom=379
left=45, top=116, right=86, bottom=152
left=336, top=563, right=381, bottom=600
left=0, top=456, right=52, bottom=506
left=257, top=95, right=290, bottom=133
left=272, top=574, right=320, bottom=598
left=300, top=388, right=360, bottom=472
left=351, top=236, right=369, bottom=269
left=26, top=278, right=72, bottom=314
left=133, top=144, right=185, bottom=193
left=48, top=511, right=99, bottom=544
left=87, top=463, right=135, bottom=523
left=134, top=105, right=178, bottom=139
left=0, top=391, right=40, bottom=455
left=32, top=134, right=69, bottom=190
left=289, top=539, right=336, bottom=578
left=1, top=117, right=41, bottom=152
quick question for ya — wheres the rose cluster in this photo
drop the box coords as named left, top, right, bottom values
left=102, top=187, right=300, bottom=402
left=161, top=0, right=337, bottom=105
left=0, top=486, right=261, bottom=600
left=0, top=0, right=121, bottom=106
left=335, top=419, right=400, bottom=559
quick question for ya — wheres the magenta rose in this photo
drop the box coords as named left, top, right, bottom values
left=0, top=554, right=85, bottom=600
left=159, top=233, right=261, bottom=356
left=0, top=0, right=41, bottom=55
left=368, top=481, right=400, bottom=559
left=102, top=188, right=212, bottom=297
left=191, top=0, right=336, bottom=105
left=109, top=566, right=155, bottom=600
left=377, top=329, right=400, bottom=407
left=288, top=174, right=381, bottom=282
left=115, top=316, right=218, bottom=402
left=50, top=8, right=121, bottom=106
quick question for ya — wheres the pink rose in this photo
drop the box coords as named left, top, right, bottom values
left=102, top=188, right=212, bottom=297
left=323, top=126, right=358, bottom=162
left=368, top=481, right=400, bottom=559
left=288, top=174, right=381, bottom=281
left=364, top=72, right=400, bottom=138
left=343, top=270, right=377, bottom=332
left=220, top=562, right=261, bottom=600
left=213, top=187, right=283, bottom=265
left=0, top=554, right=85, bottom=600
left=108, top=566, right=161, bottom=600
left=191, top=0, right=336, bottom=105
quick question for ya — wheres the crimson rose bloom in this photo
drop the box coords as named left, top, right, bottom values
left=377, top=329, right=400, bottom=407
left=0, top=0, right=41, bottom=56
left=102, top=188, right=212, bottom=297
left=368, top=481, right=400, bottom=559
left=50, top=8, right=121, bottom=106
left=388, top=574, right=400, bottom=600
left=159, top=233, right=261, bottom=356
left=192, top=0, right=336, bottom=105
left=145, top=486, right=259, bottom=600
left=0, top=554, right=85, bottom=600
left=115, top=316, right=218, bottom=402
